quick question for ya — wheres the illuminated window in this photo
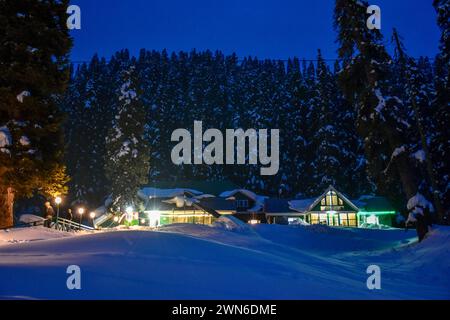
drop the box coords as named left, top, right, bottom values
left=319, top=214, right=328, bottom=224
left=338, top=213, right=357, bottom=227
left=320, top=191, right=344, bottom=211
left=310, top=214, right=319, bottom=224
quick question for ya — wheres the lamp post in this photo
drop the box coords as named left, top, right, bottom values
left=77, top=207, right=85, bottom=230
left=55, top=196, right=62, bottom=225
left=90, top=211, right=96, bottom=227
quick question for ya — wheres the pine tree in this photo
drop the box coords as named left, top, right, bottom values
left=309, top=51, right=365, bottom=197
left=64, top=56, right=115, bottom=206
left=303, top=61, right=318, bottom=197
left=0, top=0, right=72, bottom=227
left=285, top=57, right=309, bottom=197
left=62, top=63, right=90, bottom=204
left=105, top=66, right=150, bottom=212
left=334, top=0, right=429, bottom=213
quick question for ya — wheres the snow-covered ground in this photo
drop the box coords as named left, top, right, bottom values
left=0, top=223, right=448, bottom=300
left=0, top=226, right=74, bottom=245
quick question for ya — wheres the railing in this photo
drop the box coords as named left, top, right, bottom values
left=53, top=217, right=95, bottom=232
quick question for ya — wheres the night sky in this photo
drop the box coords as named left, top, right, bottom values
left=69, top=0, right=440, bottom=62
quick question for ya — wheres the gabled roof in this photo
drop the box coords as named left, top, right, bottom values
left=289, top=186, right=359, bottom=213
left=308, top=185, right=360, bottom=212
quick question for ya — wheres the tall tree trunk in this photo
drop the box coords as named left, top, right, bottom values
left=382, top=124, right=419, bottom=203
left=0, top=186, right=14, bottom=228
left=392, top=29, right=444, bottom=222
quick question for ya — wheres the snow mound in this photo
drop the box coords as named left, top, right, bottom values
left=19, top=214, right=45, bottom=224
left=213, top=215, right=252, bottom=232
left=0, top=226, right=74, bottom=246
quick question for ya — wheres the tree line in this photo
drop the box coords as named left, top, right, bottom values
left=1, top=0, right=448, bottom=228
left=63, top=13, right=448, bottom=220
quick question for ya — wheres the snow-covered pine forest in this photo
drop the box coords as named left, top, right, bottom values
left=0, top=0, right=445, bottom=226
left=62, top=45, right=448, bottom=215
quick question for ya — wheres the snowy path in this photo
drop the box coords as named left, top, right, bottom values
left=0, top=224, right=448, bottom=299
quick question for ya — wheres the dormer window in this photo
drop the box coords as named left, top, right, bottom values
left=236, top=199, right=249, bottom=209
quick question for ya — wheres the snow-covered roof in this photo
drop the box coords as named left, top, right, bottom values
left=219, top=189, right=267, bottom=212
left=163, top=196, right=199, bottom=208
left=288, top=198, right=316, bottom=213
left=138, top=187, right=203, bottom=200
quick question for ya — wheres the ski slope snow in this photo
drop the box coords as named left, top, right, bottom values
left=0, top=223, right=448, bottom=300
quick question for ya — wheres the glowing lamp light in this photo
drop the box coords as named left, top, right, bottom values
left=249, top=219, right=260, bottom=225
left=55, top=196, right=62, bottom=205
left=113, top=216, right=119, bottom=223
left=140, top=218, right=146, bottom=224
left=77, top=207, right=85, bottom=215
left=148, top=210, right=161, bottom=227
left=90, top=212, right=96, bottom=219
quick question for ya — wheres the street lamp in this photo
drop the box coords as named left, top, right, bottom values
left=77, top=207, right=85, bottom=229
left=55, top=196, right=62, bottom=225
left=90, top=211, right=96, bottom=226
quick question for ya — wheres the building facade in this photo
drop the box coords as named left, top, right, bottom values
left=265, top=186, right=397, bottom=228
left=96, top=183, right=397, bottom=229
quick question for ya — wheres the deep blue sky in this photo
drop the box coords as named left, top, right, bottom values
left=69, top=0, right=440, bottom=62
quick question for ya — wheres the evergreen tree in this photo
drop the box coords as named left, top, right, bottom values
left=0, top=0, right=72, bottom=227
left=105, top=66, right=150, bottom=212
left=65, top=56, right=114, bottom=205
left=309, top=51, right=365, bottom=197
left=63, top=63, right=90, bottom=204
left=285, top=58, right=309, bottom=197
left=334, top=0, right=429, bottom=214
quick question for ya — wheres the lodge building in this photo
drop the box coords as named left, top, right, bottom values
left=95, top=182, right=397, bottom=229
